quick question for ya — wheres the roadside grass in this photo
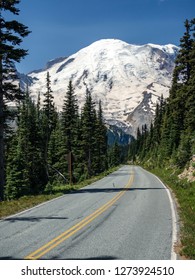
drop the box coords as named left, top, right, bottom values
left=0, top=193, right=63, bottom=219
left=0, top=166, right=120, bottom=220
left=147, top=166, right=195, bottom=260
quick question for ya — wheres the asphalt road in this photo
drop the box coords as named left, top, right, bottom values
left=0, top=165, right=178, bottom=260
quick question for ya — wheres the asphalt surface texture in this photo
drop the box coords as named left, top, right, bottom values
left=0, top=165, right=177, bottom=260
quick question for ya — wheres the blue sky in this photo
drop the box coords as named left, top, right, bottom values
left=9, top=0, right=195, bottom=73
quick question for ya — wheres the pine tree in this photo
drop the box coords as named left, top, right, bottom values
left=0, top=0, right=30, bottom=200
left=6, top=91, right=46, bottom=198
left=42, top=72, right=57, bottom=181
left=27, top=95, right=47, bottom=192
left=42, top=72, right=57, bottom=133
left=95, top=100, right=108, bottom=173
left=139, top=124, right=148, bottom=160
left=174, top=19, right=193, bottom=84
left=61, top=81, right=78, bottom=151
left=109, top=142, right=121, bottom=167
left=6, top=135, right=30, bottom=199
left=47, top=117, right=68, bottom=185
left=6, top=93, right=32, bottom=198
left=61, top=80, right=79, bottom=183
left=81, top=89, right=97, bottom=177
left=174, top=133, right=191, bottom=168
left=144, top=122, right=153, bottom=156
left=184, top=19, right=195, bottom=133
left=159, top=104, right=173, bottom=159
left=152, top=96, right=165, bottom=145
left=135, top=127, right=142, bottom=156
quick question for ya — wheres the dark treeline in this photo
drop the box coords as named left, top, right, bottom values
left=129, top=18, right=195, bottom=169
left=5, top=76, right=126, bottom=199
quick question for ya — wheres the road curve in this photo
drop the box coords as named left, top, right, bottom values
left=0, top=165, right=178, bottom=260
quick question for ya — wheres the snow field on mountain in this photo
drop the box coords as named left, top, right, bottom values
left=27, top=39, right=178, bottom=134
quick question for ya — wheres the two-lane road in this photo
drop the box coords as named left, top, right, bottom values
left=0, top=165, right=178, bottom=260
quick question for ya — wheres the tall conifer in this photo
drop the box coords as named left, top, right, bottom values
left=95, top=100, right=107, bottom=173
left=42, top=72, right=57, bottom=180
left=81, top=89, right=97, bottom=177
left=0, top=0, right=30, bottom=200
left=61, top=80, right=79, bottom=183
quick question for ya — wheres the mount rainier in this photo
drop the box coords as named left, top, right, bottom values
left=22, top=39, right=178, bottom=137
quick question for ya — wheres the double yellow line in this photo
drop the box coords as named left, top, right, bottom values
left=25, top=171, right=134, bottom=260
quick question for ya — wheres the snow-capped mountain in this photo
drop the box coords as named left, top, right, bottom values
left=25, top=39, right=178, bottom=137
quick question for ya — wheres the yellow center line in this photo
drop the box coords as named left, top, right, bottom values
left=25, top=171, right=134, bottom=260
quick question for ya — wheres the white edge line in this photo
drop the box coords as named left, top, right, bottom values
left=1, top=194, right=67, bottom=222
left=140, top=167, right=178, bottom=260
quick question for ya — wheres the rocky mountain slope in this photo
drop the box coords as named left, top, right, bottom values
left=23, top=39, right=178, bottom=137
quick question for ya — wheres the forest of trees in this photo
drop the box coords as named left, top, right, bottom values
left=5, top=77, right=111, bottom=199
left=129, top=18, right=195, bottom=169
left=3, top=70, right=126, bottom=200
left=0, top=1, right=126, bottom=201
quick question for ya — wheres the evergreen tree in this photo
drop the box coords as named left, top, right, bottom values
left=135, top=127, right=142, bottom=155
left=47, top=117, right=68, bottom=185
left=27, top=95, right=47, bottom=192
left=42, top=72, right=57, bottom=134
left=6, top=93, right=31, bottom=198
left=109, top=142, right=121, bottom=167
left=61, top=81, right=78, bottom=152
left=159, top=104, right=173, bottom=159
left=174, top=19, right=193, bottom=83
left=0, top=0, right=30, bottom=200
left=81, top=89, right=97, bottom=177
left=128, top=137, right=137, bottom=163
left=184, top=19, right=195, bottom=133
left=42, top=72, right=57, bottom=180
left=95, top=100, right=108, bottom=173
left=152, top=95, right=165, bottom=146
left=6, top=103, right=31, bottom=199
left=174, top=133, right=191, bottom=168
left=6, top=92, right=46, bottom=198
left=139, top=124, right=148, bottom=160
left=144, top=122, right=153, bottom=156
left=61, top=81, right=79, bottom=183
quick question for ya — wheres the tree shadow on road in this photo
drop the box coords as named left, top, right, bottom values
left=0, top=255, right=118, bottom=260
left=2, top=216, right=69, bottom=223
left=71, top=186, right=165, bottom=194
